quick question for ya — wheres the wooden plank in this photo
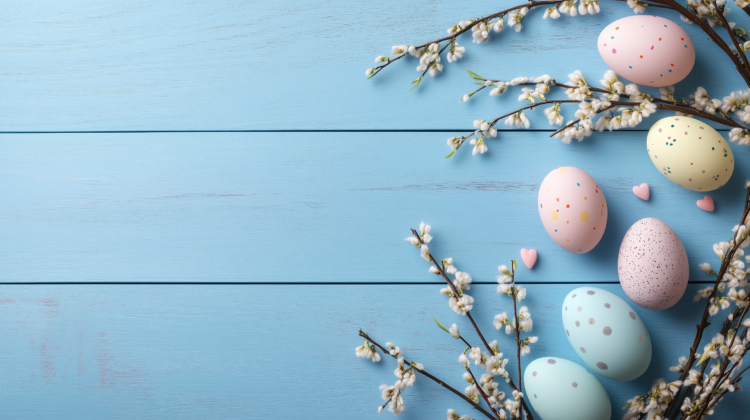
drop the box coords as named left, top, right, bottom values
left=0, top=284, right=743, bottom=418
left=0, top=0, right=745, bottom=130
left=0, top=132, right=745, bottom=283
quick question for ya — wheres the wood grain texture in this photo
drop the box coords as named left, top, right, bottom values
left=0, top=284, right=743, bottom=419
left=0, top=0, right=745, bottom=131
left=1, top=132, right=747, bottom=283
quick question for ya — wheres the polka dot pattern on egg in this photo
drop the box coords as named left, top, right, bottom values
left=538, top=167, right=607, bottom=254
left=647, top=117, right=734, bottom=192
left=562, top=287, right=652, bottom=381
left=597, top=15, right=695, bottom=87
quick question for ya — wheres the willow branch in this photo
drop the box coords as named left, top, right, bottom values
left=714, top=0, right=750, bottom=77
left=694, top=299, right=750, bottom=419
left=359, top=331, right=498, bottom=420
left=465, top=367, right=502, bottom=420
left=409, top=229, right=534, bottom=420
left=664, top=188, right=750, bottom=416
left=369, top=1, right=564, bottom=78
left=654, top=0, right=750, bottom=87
left=510, top=265, right=522, bottom=393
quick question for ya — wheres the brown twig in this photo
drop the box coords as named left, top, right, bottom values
left=693, top=298, right=750, bottom=418
left=369, top=1, right=564, bottom=79
left=510, top=263, right=523, bottom=393
left=408, top=229, right=534, bottom=420
left=652, top=0, right=750, bottom=87
left=359, top=330, right=498, bottom=420
left=713, top=0, right=750, bottom=77
left=465, top=367, right=502, bottom=420
left=663, top=188, right=750, bottom=417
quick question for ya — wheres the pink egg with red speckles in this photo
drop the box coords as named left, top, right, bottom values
left=597, top=15, right=695, bottom=87
left=538, top=167, right=607, bottom=254
left=618, top=218, right=689, bottom=310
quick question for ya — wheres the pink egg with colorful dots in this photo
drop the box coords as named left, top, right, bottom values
left=597, top=15, right=695, bottom=87
left=538, top=167, right=607, bottom=254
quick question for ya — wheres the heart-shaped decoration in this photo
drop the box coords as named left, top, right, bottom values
left=633, top=183, right=650, bottom=201
left=697, top=195, right=714, bottom=212
left=520, top=249, right=538, bottom=269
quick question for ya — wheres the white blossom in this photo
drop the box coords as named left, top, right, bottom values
left=543, top=7, right=561, bottom=19
left=447, top=42, right=465, bottom=63
left=628, top=0, right=646, bottom=13
left=356, top=340, right=381, bottom=362
left=544, top=103, right=564, bottom=126
left=578, top=0, right=601, bottom=15
left=565, top=70, right=591, bottom=100
left=449, top=323, right=460, bottom=339
left=559, top=0, right=579, bottom=16
left=505, top=111, right=530, bottom=128
left=507, top=7, right=528, bottom=32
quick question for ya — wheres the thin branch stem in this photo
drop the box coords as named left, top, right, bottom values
left=714, top=0, right=750, bottom=77
left=465, top=367, right=502, bottom=420
left=359, top=331, right=498, bottom=420
left=664, top=188, right=750, bottom=416
left=653, top=0, right=750, bottom=88
left=408, top=228, right=534, bottom=420
left=369, top=1, right=564, bottom=78
left=511, top=264, right=522, bottom=393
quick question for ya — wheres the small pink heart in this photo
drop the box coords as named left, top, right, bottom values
left=633, top=183, right=650, bottom=201
left=520, top=249, right=537, bottom=269
left=697, top=195, right=714, bottom=212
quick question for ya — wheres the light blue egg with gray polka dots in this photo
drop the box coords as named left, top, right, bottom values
left=562, top=287, right=652, bottom=381
left=524, top=357, right=611, bottom=420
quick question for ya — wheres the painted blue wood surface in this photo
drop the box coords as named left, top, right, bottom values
left=0, top=284, right=744, bottom=419
left=0, top=0, right=748, bottom=130
left=1, top=132, right=746, bottom=283
left=3, top=0, right=750, bottom=418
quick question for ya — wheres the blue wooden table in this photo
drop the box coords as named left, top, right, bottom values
left=1, top=1, right=748, bottom=418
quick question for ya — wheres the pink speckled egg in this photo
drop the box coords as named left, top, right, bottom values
left=597, top=15, right=695, bottom=87
left=618, top=218, right=689, bottom=310
left=538, top=167, right=607, bottom=254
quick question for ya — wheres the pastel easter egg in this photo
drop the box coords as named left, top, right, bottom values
left=618, top=218, right=689, bottom=310
left=524, top=357, right=611, bottom=420
left=647, top=117, right=733, bottom=191
left=597, top=15, right=695, bottom=87
left=538, top=167, right=607, bottom=254
left=562, top=287, right=652, bottom=381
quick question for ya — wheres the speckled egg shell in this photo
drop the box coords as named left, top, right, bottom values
left=538, top=167, right=607, bottom=254
left=562, top=287, right=652, bottom=381
left=597, top=15, right=695, bottom=87
left=524, top=357, right=611, bottom=420
left=647, top=117, right=734, bottom=191
left=618, top=218, right=689, bottom=310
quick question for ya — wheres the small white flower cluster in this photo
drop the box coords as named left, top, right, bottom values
left=458, top=346, right=525, bottom=418
left=356, top=339, right=381, bottom=362
left=415, top=43, right=443, bottom=77
left=555, top=72, right=656, bottom=144
left=376, top=343, right=424, bottom=415
left=694, top=218, right=750, bottom=314
left=680, top=0, right=731, bottom=27
left=495, top=265, right=538, bottom=357
left=623, top=379, right=683, bottom=420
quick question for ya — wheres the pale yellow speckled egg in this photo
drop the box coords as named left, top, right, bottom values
left=647, top=117, right=733, bottom=191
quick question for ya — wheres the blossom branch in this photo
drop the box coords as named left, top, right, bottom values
left=713, top=0, right=750, bottom=77
left=663, top=187, right=750, bottom=416
left=409, top=228, right=534, bottom=420
left=654, top=0, right=750, bottom=87
left=464, top=367, right=504, bottom=420
left=358, top=330, right=498, bottom=420
left=510, top=264, right=523, bottom=392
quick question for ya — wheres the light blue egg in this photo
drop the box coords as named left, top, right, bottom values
left=562, top=287, right=652, bottom=381
left=524, top=357, right=611, bottom=420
